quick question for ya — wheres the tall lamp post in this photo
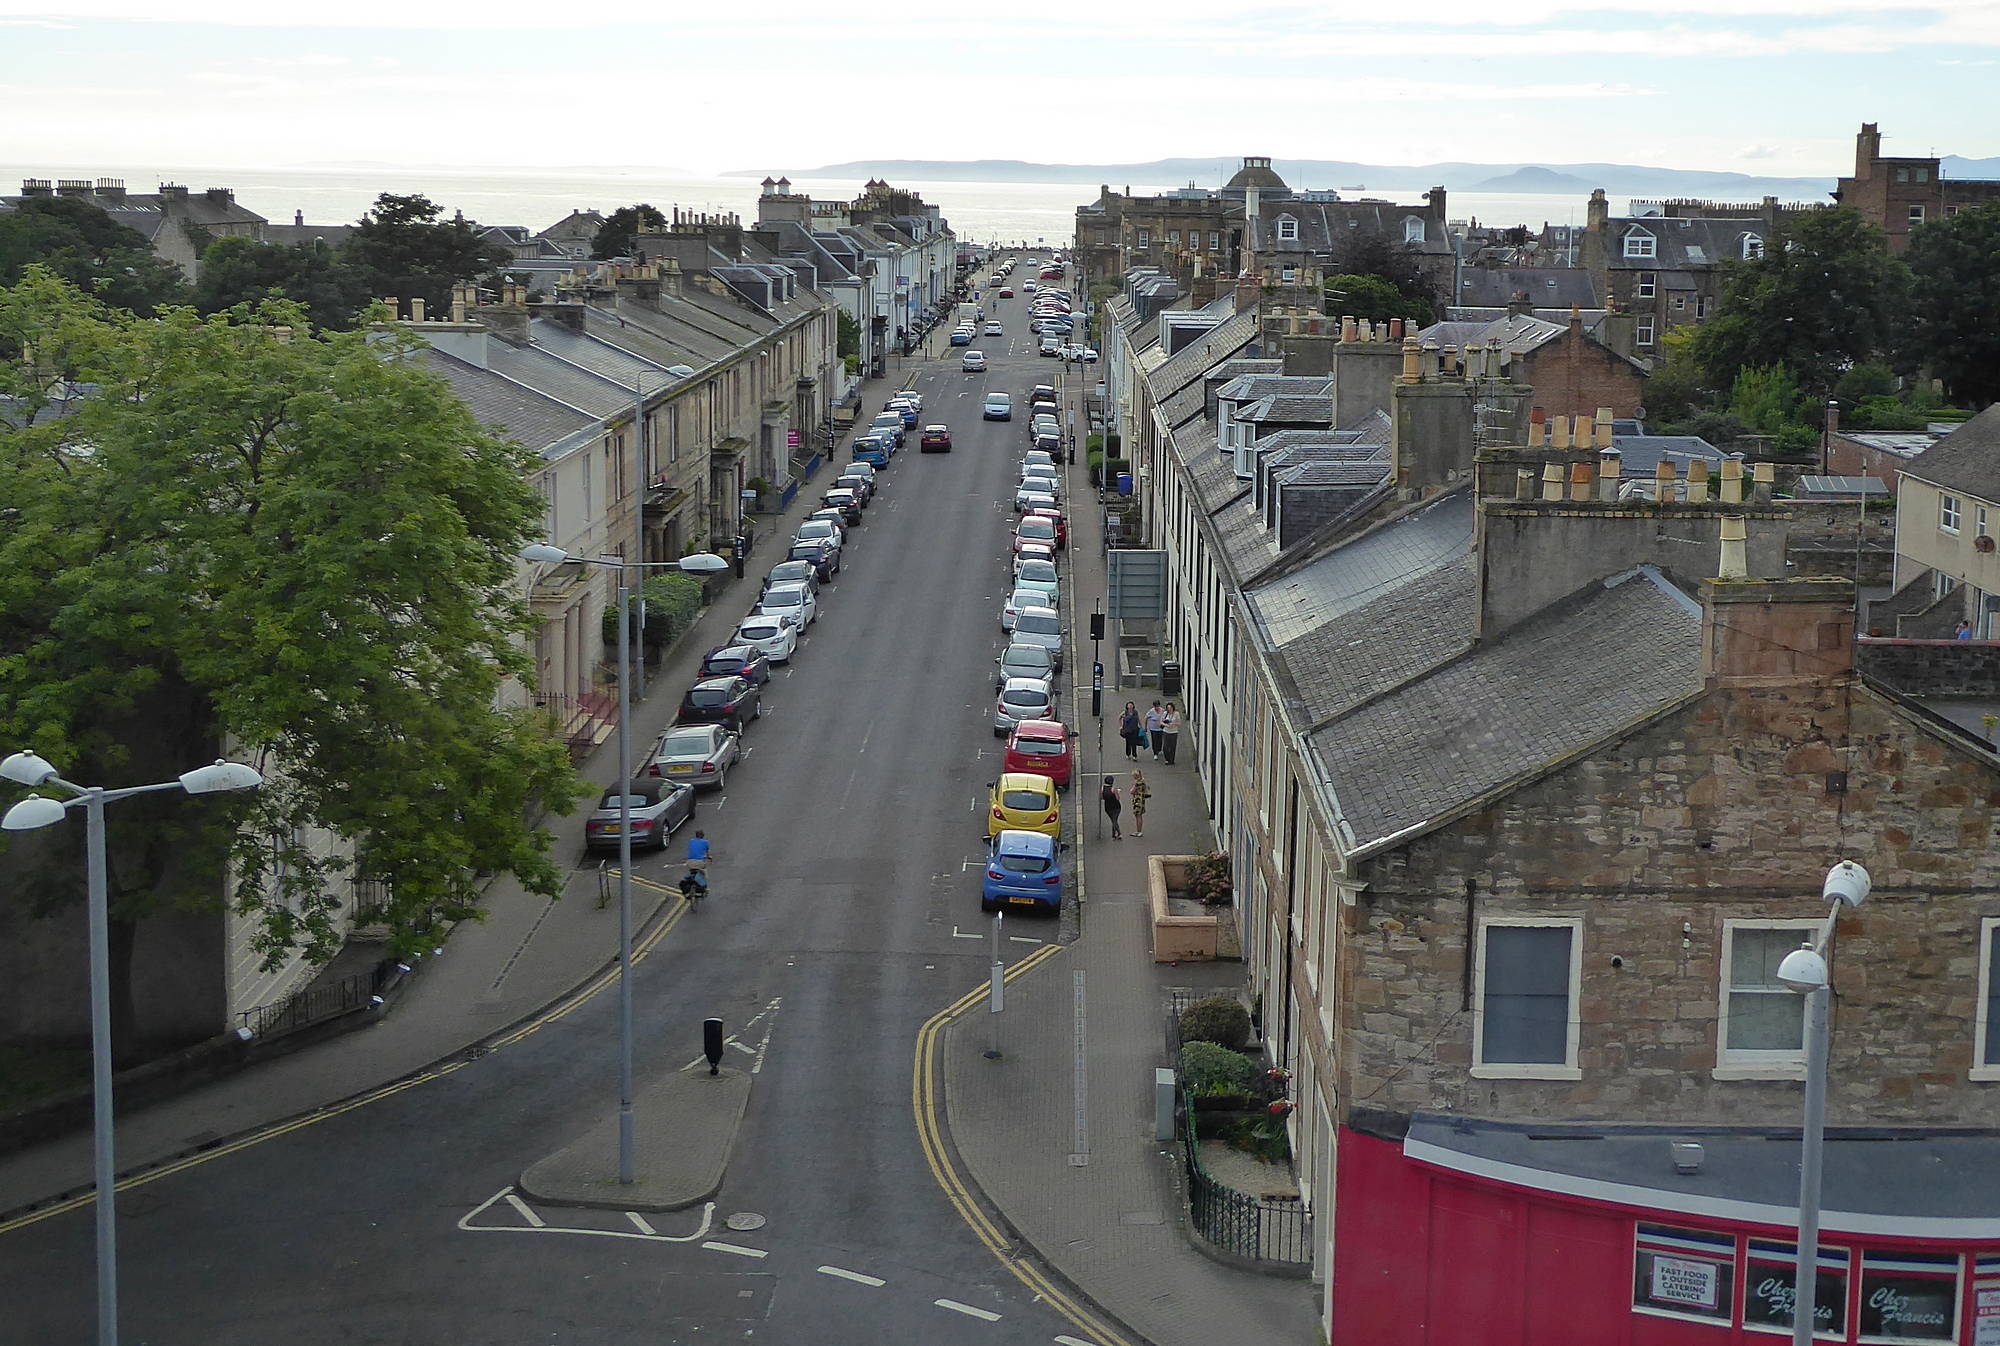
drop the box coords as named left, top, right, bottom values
left=1, top=751, right=265, bottom=1346
left=520, top=544, right=726, bottom=1184
left=1776, top=860, right=1872, bottom=1346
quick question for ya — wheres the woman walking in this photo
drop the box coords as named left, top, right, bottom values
left=1099, top=775, right=1123, bottom=839
left=1160, top=704, right=1182, bottom=765
left=1118, top=701, right=1141, bottom=759
left=1143, top=701, right=1165, bottom=760
left=1130, top=771, right=1151, bottom=837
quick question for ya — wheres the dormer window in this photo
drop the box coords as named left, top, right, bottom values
left=1741, top=234, right=1764, bottom=260
left=1275, top=215, right=1298, bottom=242
left=1623, top=228, right=1657, bottom=260
left=1403, top=216, right=1426, bottom=244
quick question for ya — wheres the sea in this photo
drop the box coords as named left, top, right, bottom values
left=0, top=163, right=1602, bottom=246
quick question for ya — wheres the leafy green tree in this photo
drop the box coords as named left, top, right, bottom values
left=0, top=195, right=187, bottom=314
left=590, top=203, right=668, bottom=260
left=0, top=270, right=582, bottom=1049
left=1335, top=234, right=1440, bottom=323
left=1639, top=325, right=1709, bottom=425
left=836, top=309, right=860, bottom=359
left=1693, top=206, right=1907, bottom=397
left=191, top=235, right=374, bottom=330
left=1903, top=203, right=2000, bottom=408
left=1323, top=272, right=1432, bottom=326
left=1729, top=364, right=1807, bottom=435
left=342, top=192, right=510, bottom=316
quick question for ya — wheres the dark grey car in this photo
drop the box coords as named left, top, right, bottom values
left=583, top=777, right=695, bottom=853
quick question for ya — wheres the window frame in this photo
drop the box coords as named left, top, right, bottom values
left=1743, top=234, right=1765, bottom=260
left=1403, top=216, right=1426, bottom=244
left=1715, top=918, right=1822, bottom=1080
left=1471, top=916, right=1584, bottom=1080
left=1940, top=493, right=1962, bottom=534
left=1275, top=214, right=1298, bottom=242
left=1637, top=320, right=1656, bottom=347
left=1908, top=204, right=1927, bottom=227
left=1624, top=229, right=1657, bottom=259
left=1976, top=916, right=2000, bottom=1081
left=1632, top=1224, right=1738, bottom=1327
left=1636, top=270, right=1657, bottom=299
left=1136, top=227, right=1151, bottom=247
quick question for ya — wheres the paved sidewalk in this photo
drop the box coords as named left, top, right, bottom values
left=939, top=391, right=1322, bottom=1346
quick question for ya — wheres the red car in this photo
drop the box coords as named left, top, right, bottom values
left=1026, top=507, right=1067, bottom=548
left=920, top=424, right=952, bottom=452
left=997, top=287, right=1014, bottom=298
left=1003, top=718, right=1076, bottom=788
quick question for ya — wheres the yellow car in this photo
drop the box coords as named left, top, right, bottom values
left=987, top=772, right=1062, bottom=839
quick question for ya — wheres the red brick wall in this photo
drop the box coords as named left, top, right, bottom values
left=1518, top=324, right=1646, bottom=420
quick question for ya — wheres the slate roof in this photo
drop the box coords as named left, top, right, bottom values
left=1142, top=309, right=1261, bottom=404
left=1242, top=394, right=1336, bottom=426
left=1274, top=555, right=1477, bottom=724
left=1246, top=491, right=1474, bottom=647
left=1898, top=403, right=2000, bottom=499
left=417, top=349, right=595, bottom=457
left=1605, top=433, right=1728, bottom=476
left=1452, top=267, right=1600, bottom=309
left=1312, top=565, right=1704, bottom=855
left=1604, top=216, right=1770, bottom=271
left=1217, top=374, right=1331, bottom=402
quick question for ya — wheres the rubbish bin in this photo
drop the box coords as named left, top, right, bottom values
left=1116, top=472, right=1133, bottom=496
left=1160, top=661, right=1183, bottom=697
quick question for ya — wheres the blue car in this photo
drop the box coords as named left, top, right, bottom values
left=981, top=829, right=1067, bottom=913
left=950, top=329, right=973, bottom=345
left=852, top=436, right=892, bottom=468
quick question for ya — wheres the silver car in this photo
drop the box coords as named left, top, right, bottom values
left=1001, top=586, right=1044, bottom=632
left=583, top=777, right=695, bottom=853
left=1011, top=606, right=1064, bottom=670
left=995, top=640, right=1057, bottom=690
left=757, top=581, right=818, bottom=628
left=734, top=613, right=798, bottom=663
left=646, top=722, right=740, bottom=790
left=994, top=677, right=1056, bottom=737
left=794, top=519, right=844, bottom=556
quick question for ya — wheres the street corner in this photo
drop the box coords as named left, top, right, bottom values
left=517, top=1064, right=753, bottom=1212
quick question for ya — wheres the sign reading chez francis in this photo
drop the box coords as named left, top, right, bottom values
left=1651, top=1257, right=1721, bottom=1309
left=1857, top=1255, right=1961, bottom=1341
left=1743, top=1242, right=1847, bottom=1335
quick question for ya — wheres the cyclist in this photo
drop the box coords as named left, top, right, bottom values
left=680, top=830, right=712, bottom=907
left=686, top=830, right=711, bottom=872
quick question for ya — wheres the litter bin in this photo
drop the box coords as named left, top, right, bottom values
left=1116, top=472, right=1133, bottom=496
left=1160, top=660, right=1183, bottom=697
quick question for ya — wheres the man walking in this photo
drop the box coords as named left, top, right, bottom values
left=1099, top=776, right=1123, bottom=839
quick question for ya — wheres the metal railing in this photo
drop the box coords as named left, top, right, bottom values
left=1179, top=1086, right=1314, bottom=1267
left=236, top=959, right=393, bottom=1040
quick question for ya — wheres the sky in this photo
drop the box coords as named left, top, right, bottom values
left=3, top=0, right=1997, bottom=179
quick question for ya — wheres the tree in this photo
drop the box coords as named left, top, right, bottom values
left=591, top=203, right=667, bottom=260
left=191, top=235, right=374, bottom=330
left=1334, top=234, right=1440, bottom=323
left=1323, top=272, right=1431, bottom=326
left=0, top=270, right=583, bottom=1050
left=0, top=195, right=187, bottom=314
left=836, top=310, right=860, bottom=360
left=1903, top=203, right=2000, bottom=408
left=342, top=193, right=510, bottom=316
left=1693, top=206, right=1907, bottom=398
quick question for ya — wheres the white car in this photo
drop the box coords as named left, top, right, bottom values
left=962, top=350, right=988, bottom=372
left=984, top=321, right=1003, bottom=336
left=734, top=614, right=799, bottom=663
left=1077, top=347, right=1099, bottom=363
left=794, top=518, right=844, bottom=556
left=841, top=461, right=878, bottom=485
left=1022, top=451, right=1057, bottom=473
left=1021, top=473, right=1062, bottom=500
left=1001, top=586, right=1045, bottom=631
left=757, top=581, right=819, bottom=628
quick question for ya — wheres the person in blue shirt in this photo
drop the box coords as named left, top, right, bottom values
left=686, top=830, right=711, bottom=869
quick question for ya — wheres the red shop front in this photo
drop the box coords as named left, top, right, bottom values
left=1332, top=1115, right=2000, bottom=1346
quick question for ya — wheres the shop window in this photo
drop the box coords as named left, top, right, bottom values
left=1743, top=1239, right=1848, bottom=1338
left=1719, top=921, right=1819, bottom=1074
left=1633, top=1224, right=1735, bottom=1323
left=1472, top=918, right=1581, bottom=1077
left=1858, top=1251, right=1959, bottom=1341
left=1977, top=917, right=2000, bottom=1079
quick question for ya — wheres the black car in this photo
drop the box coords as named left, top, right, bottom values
left=676, top=675, right=763, bottom=731
left=788, top=538, right=839, bottom=582
left=700, top=644, right=773, bottom=686
left=582, top=777, right=695, bottom=853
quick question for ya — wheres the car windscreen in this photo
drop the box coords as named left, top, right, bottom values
left=1018, top=562, right=1057, bottom=582
left=687, top=686, right=734, bottom=707
left=657, top=730, right=714, bottom=754
left=998, top=853, right=1051, bottom=874
left=1010, top=737, right=1061, bottom=755
left=1016, top=613, right=1060, bottom=636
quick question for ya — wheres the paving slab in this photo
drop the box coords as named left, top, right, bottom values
left=518, top=1064, right=751, bottom=1211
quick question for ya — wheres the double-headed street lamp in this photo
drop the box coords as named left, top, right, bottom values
left=1777, top=860, right=1872, bottom=1346
left=520, top=543, right=726, bottom=1185
left=1, top=751, right=264, bottom=1346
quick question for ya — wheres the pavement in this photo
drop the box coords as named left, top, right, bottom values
left=0, top=276, right=1320, bottom=1346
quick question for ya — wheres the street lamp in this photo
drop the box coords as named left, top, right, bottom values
left=1777, top=859, right=1871, bottom=1346
left=2, top=750, right=264, bottom=1346
left=519, top=544, right=726, bottom=1185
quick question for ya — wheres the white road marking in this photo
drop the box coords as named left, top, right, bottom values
left=703, top=1240, right=768, bottom=1259
left=952, top=928, right=982, bottom=940
left=1009, top=935, right=1042, bottom=945
left=1054, top=1336, right=1102, bottom=1345
left=936, top=1298, right=1003, bottom=1322
left=503, top=1192, right=545, bottom=1227
left=817, top=1265, right=887, bottom=1287
left=457, top=1189, right=717, bottom=1244
left=627, top=1212, right=657, bottom=1235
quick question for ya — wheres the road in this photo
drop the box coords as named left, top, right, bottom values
left=0, top=259, right=1109, bottom=1345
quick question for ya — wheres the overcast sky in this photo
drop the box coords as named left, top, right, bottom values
left=4, top=0, right=1996, bottom=178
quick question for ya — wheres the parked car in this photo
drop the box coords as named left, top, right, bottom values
left=1015, top=515, right=1060, bottom=554
left=645, top=722, right=739, bottom=791
left=886, top=399, right=920, bottom=428
left=983, top=392, right=1013, bottom=421
left=851, top=436, right=892, bottom=469
left=793, top=519, right=844, bottom=557
left=1014, top=484, right=1059, bottom=514
left=806, top=509, right=850, bottom=540
left=763, top=560, right=821, bottom=597
left=733, top=613, right=799, bottom=663
left=1022, top=450, right=1056, bottom=471
left=962, top=350, right=988, bottom=372
left=1031, top=432, right=1061, bottom=457
left=920, top=424, right=953, bottom=452
left=1030, top=413, right=1060, bottom=438
left=840, top=460, right=878, bottom=486
left=1026, top=506, right=1067, bottom=548
left=868, top=414, right=905, bottom=446
left=701, top=644, right=773, bottom=685
left=1030, top=384, right=1058, bottom=403
left=676, top=674, right=762, bottom=731
left=949, top=328, right=974, bottom=346
left=1010, top=605, right=1064, bottom=670
left=985, top=771, right=1062, bottom=838
left=1077, top=347, right=1099, bottom=363
left=981, top=829, right=1067, bottom=913
left=756, top=580, right=819, bottom=629
left=787, top=538, right=838, bottom=582
left=583, top=777, right=696, bottom=853
left=997, top=287, right=1013, bottom=298
left=993, top=677, right=1056, bottom=736
left=834, top=472, right=875, bottom=503
left=1013, top=558, right=1060, bottom=604
left=995, top=640, right=1057, bottom=689
left=822, top=488, right=863, bottom=525
left=1001, top=586, right=1045, bottom=631
left=1002, top=718, right=1076, bottom=789
left=1021, top=475, right=1062, bottom=503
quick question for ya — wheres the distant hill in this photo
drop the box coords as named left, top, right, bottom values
left=1943, top=154, right=2000, bottom=179
left=728, top=156, right=1837, bottom=200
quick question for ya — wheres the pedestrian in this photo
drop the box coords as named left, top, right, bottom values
left=1100, top=775, right=1123, bottom=839
left=1956, top=619, right=1974, bottom=640
left=1144, top=701, right=1165, bottom=759
left=1160, top=703, right=1182, bottom=765
left=1119, top=701, right=1141, bottom=758
left=1130, top=771, right=1150, bottom=837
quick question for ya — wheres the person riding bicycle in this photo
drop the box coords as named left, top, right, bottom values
left=680, top=830, right=712, bottom=904
left=686, top=830, right=711, bottom=871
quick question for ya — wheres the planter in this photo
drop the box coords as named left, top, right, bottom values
left=1150, top=853, right=1220, bottom=962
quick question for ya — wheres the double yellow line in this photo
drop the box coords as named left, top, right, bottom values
left=0, top=876, right=693, bottom=1238
left=910, top=944, right=1137, bottom=1346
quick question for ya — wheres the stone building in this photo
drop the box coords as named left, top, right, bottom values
left=1417, top=308, right=1646, bottom=420
left=1834, top=122, right=2000, bottom=254
left=1877, top=405, right=2000, bottom=639
left=2, top=176, right=269, bottom=280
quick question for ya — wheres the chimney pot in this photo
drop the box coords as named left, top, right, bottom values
left=1569, top=461, right=1594, bottom=502
left=1552, top=416, right=1573, bottom=449
left=1752, top=461, right=1775, bottom=503
left=1716, top=516, right=1749, bottom=581
left=1598, top=448, right=1622, bottom=501
left=411, top=297, right=427, bottom=323
left=1528, top=407, right=1548, bottom=447
left=1541, top=463, right=1565, bottom=502
left=1687, top=460, right=1711, bottom=504
left=1718, top=456, right=1745, bottom=504
left=1515, top=467, right=1537, bottom=501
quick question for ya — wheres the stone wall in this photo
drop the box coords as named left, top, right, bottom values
left=1338, top=678, right=2000, bottom=1127
left=1858, top=638, right=2000, bottom=696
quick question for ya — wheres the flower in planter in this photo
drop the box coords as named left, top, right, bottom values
left=1266, top=1066, right=1290, bottom=1083
left=1267, top=1099, right=1294, bottom=1118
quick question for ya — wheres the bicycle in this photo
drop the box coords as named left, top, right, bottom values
left=679, top=866, right=709, bottom=911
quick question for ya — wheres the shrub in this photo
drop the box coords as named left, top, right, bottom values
left=1180, top=995, right=1252, bottom=1051
left=1185, top=851, right=1233, bottom=906
left=1180, top=1040, right=1255, bottom=1097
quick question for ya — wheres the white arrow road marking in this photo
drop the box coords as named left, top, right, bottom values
left=457, top=1189, right=717, bottom=1244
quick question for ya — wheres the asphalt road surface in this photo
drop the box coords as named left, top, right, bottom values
left=0, top=266, right=1108, bottom=1345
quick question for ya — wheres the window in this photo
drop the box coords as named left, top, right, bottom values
left=1137, top=227, right=1150, bottom=247
left=1168, top=230, right=1180, bottom=246
left=1473, top=919, right=1581, bottom=1077
left=1636, top=271, right=1657, bottom=299
left=1275, top=215, right=1298, bottom=241
left=1941, top=493, right=1962, bottom=533
left=1936, top=571, right=1960, bottom=600
left=1697, top=296, right=1711, bottom=319
left=1624, top=229, right=1657, bottom=259
left=1858, top=1251, right=1960, bottom=1341
left=1637, top=320, right=1655, bottom=347
left=1896, top=167, right=1911, bottom=183
left=1718, top=921, right=1818, bottom=1075
left=1633, top=1225, right=1735, bottom=1323
left=1280, top=266, right=1297, bottom=283
left=1673, top=296, right=1687, bottom=312
left=1915, top=167, right=1930, bottom=183
left=1977, top=918, right=2000, bottom=1079
left=1210, top=230, right=1220, bottom=249
left=1403, top=216, right=1426, bottom=244
left=1743, top=234, right=1765, bottom=259
left=1743, top=1241, right=1848, bottom=1338
left=1909, top=204, right=1927, bottom=226
left=1978, top=505, right=1991, bottom=539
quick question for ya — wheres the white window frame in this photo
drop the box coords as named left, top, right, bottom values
left=1636, top=271, right=1657, bottom=299
left=1471, top=916, right=1584, bottom=1080
left=1275, top=215, right=1298, bottom=242
left=1977, top=505, right=1990, bottom=539
left=1715, top=918, right=1821, bottom=1080
left=1624, top=229, right=1657, bottom=259
left=1976, top=916, right=2000, bottom=1081
left=1637, top=320, right=1656, bottom=347
left=1941, top=493, right=1962, bottom=534
left=1743, top=234, right=1765, bottom=260
left=1168, top=230, right=1180, bottom=246
left=1209, top=230, right=1221, bottom=249
left=1136, top=227, right=1150, bottom=247
left=1908, top=204, right=1927, bottom=227
left=1403, top=216, right=1426, bottom=244
left=1281, top=266, right=1297, bottom=283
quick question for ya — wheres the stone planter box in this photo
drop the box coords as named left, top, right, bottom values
left=1150, top=854, right=1220, bottom=963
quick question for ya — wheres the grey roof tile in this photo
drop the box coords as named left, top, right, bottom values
left=1275, top=555, right=1477, bottom=723
left=1899, top=403, right=2000, bottom=499
left=1246, top=490, right=1475, bottom=644
left=418, top=349, right=595, bottom=456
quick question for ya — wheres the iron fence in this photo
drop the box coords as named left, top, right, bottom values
left=1179, top=1087, right=1314, bottom=1267
left=236, top=959, right=393, bottom=1041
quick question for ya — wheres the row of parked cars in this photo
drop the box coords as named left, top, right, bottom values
left=982, top=375, right=1077, bottom=914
